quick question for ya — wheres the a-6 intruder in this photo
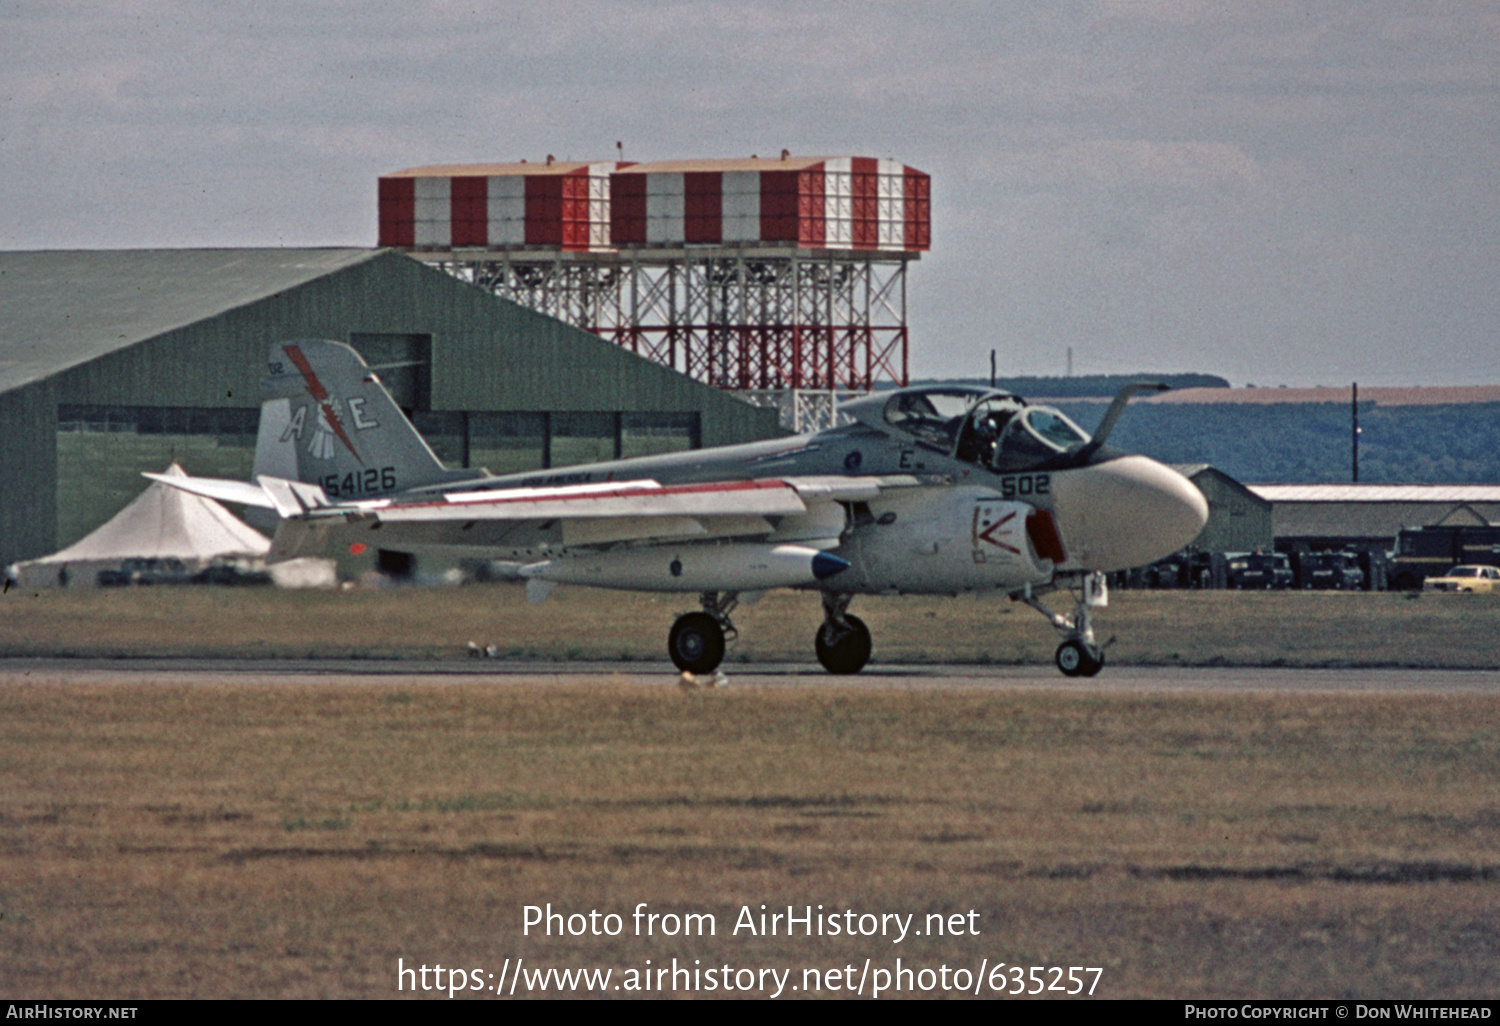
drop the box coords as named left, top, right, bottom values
left=153, top=340, right=1207, bottom=677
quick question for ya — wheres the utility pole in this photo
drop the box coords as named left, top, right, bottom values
left=1352, top=382, right=1360, bottom=483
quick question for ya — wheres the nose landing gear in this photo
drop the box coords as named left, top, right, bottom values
left=1054, top=637, right=1104, bottom=677
left=1014, top=574, right=1111, bottom=677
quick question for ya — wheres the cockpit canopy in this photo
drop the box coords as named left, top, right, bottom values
left=846, top=385, right=1092, bottom=472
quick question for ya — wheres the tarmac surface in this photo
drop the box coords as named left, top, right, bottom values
left=3, top=657, right=1499, bottom=693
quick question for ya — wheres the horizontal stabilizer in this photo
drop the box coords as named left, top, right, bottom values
left=142, top=471, right=338, bottom=520
left=142, top=472, right=278, bottom=510
left=256, top=476, right=332, bottom=518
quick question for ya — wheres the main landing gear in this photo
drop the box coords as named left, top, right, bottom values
left=669, top=580, right=1111, bottom=678
left=667, top=591, right=874, bottom=675
left=1015, top=574, right=1111, bottom=678
left=815, top=593, right=872, bottom=675
left=667, top=592, right=738, bottom=673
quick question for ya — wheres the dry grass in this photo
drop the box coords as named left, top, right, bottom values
left=1, top=584, right=1497, bottom=668
left=2, top=682, right=1498, bottom=998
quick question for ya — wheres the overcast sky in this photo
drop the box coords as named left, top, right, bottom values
left=5, top=1, right=1497, bottom=387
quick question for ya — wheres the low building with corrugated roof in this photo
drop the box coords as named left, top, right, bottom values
left=0, top=248, right=780, bottom=568
left=1174, top=464, right=1274, bottom=553
left=1248, top=484, right=1500, bottom=551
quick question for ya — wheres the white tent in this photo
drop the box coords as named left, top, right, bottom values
left=4, top=463, right=323, bottom=588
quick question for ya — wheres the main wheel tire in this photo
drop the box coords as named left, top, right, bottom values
left=668, top=612, right=726, bottom=673
left=815, top=613, right=872, bottom=675
left=1055, top=639, right=1104, bottom=677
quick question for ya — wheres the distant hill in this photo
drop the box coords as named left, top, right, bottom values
left=877, top=374, right=1498, bottom=483
left=1051, top=400, right=1500, bottom=485
left=907, top=373, right=1231, bottom=398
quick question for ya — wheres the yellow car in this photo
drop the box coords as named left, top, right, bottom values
left=1423, top=565, right=1500, bottom=593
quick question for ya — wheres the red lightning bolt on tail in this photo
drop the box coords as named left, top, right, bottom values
left=282, top=344, right=363, bottom=464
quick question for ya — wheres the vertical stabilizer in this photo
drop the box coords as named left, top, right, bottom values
left=254, top=339, right=482, bottom=499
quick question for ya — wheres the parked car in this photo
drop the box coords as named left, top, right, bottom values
left=1390, top=524, right=1500, bottom=590
left=191, top=559, right=272, bottom=586
left=1226, top=551, right=1294, bottom=590
left=1298, top=551, right=1365, bottom=590
left=1139, top=552, right=1189, bottom=588
left=1422, top=565, right=1500, bottom=593
left=1186, top=551, right=1227, bottom=589
left=97, top=557, right=192, bottom=586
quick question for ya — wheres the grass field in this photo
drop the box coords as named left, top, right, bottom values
left=1, top=682, right=1497, bottom=999
left=1, top=586, right=1498, bottom=999
left=1, top=583, right=1498, bottom=668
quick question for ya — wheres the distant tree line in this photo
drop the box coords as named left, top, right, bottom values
left=1050, top=401, right=1500, bottom=484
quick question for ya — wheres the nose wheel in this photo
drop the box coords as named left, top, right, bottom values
left=1015, top=574, right=1113, bottom=678
left=1055, top=638, right=1104, bottom=677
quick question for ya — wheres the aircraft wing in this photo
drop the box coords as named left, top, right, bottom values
left=373, top=478, right=807, bottom=522
left=146, top=470, right=919, bottom=563
left=327, top=478, right=806, bottom=555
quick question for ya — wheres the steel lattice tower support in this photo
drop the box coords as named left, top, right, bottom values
left=384, top=156, right=930, bottom=430
left=431, top=250, right=912, bottom=390
left=428, top=249, right=911, bottom=429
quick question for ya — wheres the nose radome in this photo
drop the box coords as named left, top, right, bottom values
left=1049, top=456, right=1209, bottom=572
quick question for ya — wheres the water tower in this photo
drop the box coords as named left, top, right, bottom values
left=378, top=153, right=930, bottom=430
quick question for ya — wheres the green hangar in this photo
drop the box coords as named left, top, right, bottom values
left=0, top=249, right=780, bottom=568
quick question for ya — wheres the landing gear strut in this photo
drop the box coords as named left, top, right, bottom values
left=1014, top=575, right=1111, bottom=678
left=667, top=592, right=738, bottom=673
left=815, top=593, right=872, bottom=675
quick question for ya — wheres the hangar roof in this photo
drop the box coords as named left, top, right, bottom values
left=0, top=248, right=382, bottom=393
left=1173, top=463, right=1271, bottom=508
left=1251, top=484, right=1500, bottom=503
left=1247, top=485, right=1500, bottom=539
left=1267, top=501, right=1500, bottom=539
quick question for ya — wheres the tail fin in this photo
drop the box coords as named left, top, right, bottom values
left=253, top=339, right=482, bottom=500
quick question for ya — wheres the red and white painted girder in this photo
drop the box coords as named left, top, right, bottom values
left=609, top=157, right=929, bottom=252
left=378, top=162, right=628, bottom=251
left=380, top=157, right=930, bottom=254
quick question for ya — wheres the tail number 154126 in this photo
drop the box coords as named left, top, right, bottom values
left=322, top=467, right=397, bottom=497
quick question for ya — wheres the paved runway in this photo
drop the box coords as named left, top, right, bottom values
left=3, top=657, right=1498, bottom=693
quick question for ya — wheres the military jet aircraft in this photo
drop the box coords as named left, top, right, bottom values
left=151, top=340, right=1207, bottom=677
